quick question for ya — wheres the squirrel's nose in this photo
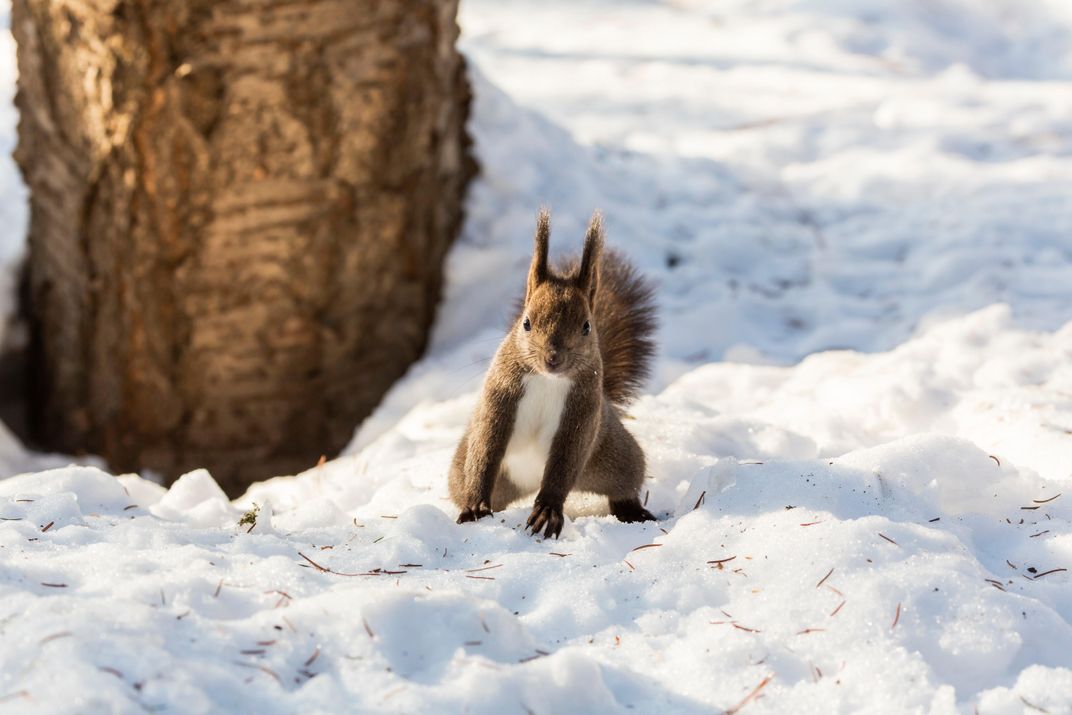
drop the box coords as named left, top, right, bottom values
left=545, top=350, right=562, bottom=370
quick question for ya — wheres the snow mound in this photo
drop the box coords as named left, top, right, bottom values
left=2, top=311, right=1070, bottom=712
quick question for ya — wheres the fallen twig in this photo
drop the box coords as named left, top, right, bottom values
left=40, top=631, right=73, bottom=644
left=725, top=675, right=772, bottom=714
left=233, top=661, right=281, bottom=684
left=265, top=590, right=292, bottom=608
left=297, top=552, right=373, bottom=577
left=1020, top=695, right=1050, bottom=713
left=1031, top=568, right=1067, bottom=580
left=815, top=568, right=834, bottom=589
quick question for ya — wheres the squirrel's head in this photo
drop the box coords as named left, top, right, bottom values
left=515, top=209, right=603, bottom=378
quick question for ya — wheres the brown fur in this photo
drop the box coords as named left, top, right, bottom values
left=449, top=209, right=657, bottom=537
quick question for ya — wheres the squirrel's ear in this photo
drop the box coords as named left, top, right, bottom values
left=577, top=210, right=604, bottom=302
left=527, top=208, right=551, bottom=299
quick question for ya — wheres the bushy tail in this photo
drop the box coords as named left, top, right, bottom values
left=590, top=250, right=656, bottom=405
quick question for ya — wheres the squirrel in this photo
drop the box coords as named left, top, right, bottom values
left=448, top=208, right=657, bottom=538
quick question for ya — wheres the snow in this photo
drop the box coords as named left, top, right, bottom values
left=2, top=0, right=1072, bottom=712
left=0, top=4, right=24, bottom=354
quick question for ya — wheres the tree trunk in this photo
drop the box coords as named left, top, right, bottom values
left=13, top=0, right=473, bottom=494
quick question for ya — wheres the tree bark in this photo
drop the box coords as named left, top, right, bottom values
left=13, top=0, right=473, bottom=494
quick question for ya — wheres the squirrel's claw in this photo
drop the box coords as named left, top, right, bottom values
left=457, top=500, right=493, bottom=524
left=526, top=502, right=564, bottom=539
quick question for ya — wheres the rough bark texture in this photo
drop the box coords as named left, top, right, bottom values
left=13, top=0, right=473, bottom=494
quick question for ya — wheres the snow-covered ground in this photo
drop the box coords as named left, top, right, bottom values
left=2, top=1, right=1072, bottom=712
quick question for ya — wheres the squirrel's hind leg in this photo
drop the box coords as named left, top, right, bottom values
left=577, top=409, right=656, bottom=523
left=608, top=497, right=656, bottom=523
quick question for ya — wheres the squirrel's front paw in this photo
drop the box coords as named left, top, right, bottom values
left=457, top=500, right=493, bottom=524
left=526, top=502, right=564, bottom=539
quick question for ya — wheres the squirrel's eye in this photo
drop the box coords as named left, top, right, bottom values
left=582, top=320, right=591, bottom=336
left=523, top=317, right=531, bottom=332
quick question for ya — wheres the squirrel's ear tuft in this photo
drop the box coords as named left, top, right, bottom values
left=577, top=210, right=604, bottom=302
left=527, top=207, right=551, bottom=299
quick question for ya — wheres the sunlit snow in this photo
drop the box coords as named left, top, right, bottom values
left=1, top=1, right=1070, bottom=712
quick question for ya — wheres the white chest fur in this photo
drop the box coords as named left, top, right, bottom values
left=502, top=373, right=573, bottom=494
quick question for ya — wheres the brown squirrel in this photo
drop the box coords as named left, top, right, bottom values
left=448, top=208, right=657, bottom=538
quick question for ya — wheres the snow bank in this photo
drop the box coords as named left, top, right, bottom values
left=1, top=312, right=1070, bottom=712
